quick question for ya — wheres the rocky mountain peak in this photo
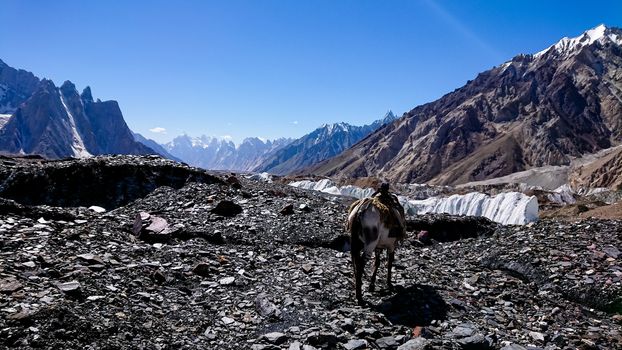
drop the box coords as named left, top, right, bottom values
left=37, top=79, right=57, bottom=92
left=254, top=112, right=397, bottom=175
left=535, top=24, right=622, bottom=58
left=60, top=80, right=77, bottom=94
left=81, top=86, right=93, bottom=103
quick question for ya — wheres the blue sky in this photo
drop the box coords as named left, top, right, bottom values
left=1, top=1, right=621, bottom=143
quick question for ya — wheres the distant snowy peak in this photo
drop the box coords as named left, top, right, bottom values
left=535, top=24, right=622, bottom=58
left=371, top=110, right=398, bottom=128
left=319, top=122, right=353, bottom=136
left=254, top=110, right=399, bottom=175
left=319, top=111, right=397, bottom=137
left=168, top=134, right=286, bottom=150
left=164, top=134, right=292, bottom=171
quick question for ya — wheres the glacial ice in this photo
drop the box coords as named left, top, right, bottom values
left=289, top=179, right=539, bottom=225
left=246, top=172, right=273, bottom=183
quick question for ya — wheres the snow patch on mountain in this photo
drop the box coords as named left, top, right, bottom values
left=0, top=114, right=11, bottom=128
left=535, top=24, right=622, bottom=58
left=59, top=93, right=91, bottom=157
left=289, top=179, right=539, bottom=225
left=165, top=134, right=292, bottom=171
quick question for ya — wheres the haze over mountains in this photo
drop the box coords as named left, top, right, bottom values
left=308, top=24, right=622, bottom=185
left=163, top=135, right=292, bottom=171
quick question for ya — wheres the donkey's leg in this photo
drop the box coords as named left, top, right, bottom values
left=369, top=249, right=382, bottom=292
left=387, top=250, right=395, bottom=291
left=351, top=239, right=365, bottom=306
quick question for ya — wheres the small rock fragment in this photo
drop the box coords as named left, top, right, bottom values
left=0, top=278, right=23, bottom=293
left=397, top=338, right=429, bottom=350
left=280, top=204, right=295, bottom=215
left=88, top=206, right=106, bottom=213
left=193, top=263, right=212, bottom=277
left=263, top=332, right=287, bottom=345
left=219, top=276, right=235, bottom=285
left=211, top=200, right=243, bottom=217
left=255, top=293, right=278, bottom=317
left=343, top=339, right=367, bottom=350
left=76, top=253, right=105, bottom=265
left=57, top=281, right=81, bottom=296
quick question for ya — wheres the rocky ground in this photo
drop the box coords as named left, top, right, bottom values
left=0, top=156, right=620, bottom=349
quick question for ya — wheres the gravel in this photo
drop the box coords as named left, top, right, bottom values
left=0, top=155, right=620, bottom=349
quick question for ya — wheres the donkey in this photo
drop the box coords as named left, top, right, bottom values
left=347, top=187, right=406, bottom=305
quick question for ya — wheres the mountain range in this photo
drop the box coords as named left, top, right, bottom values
left=254, top=111, right=397, bottom=174
left=0, top=58, right=398, bottom=173
left=306, top=24, right=622, bottom=185
left=163, top=135, right=292, bottom=171
left=1, top=24, right=621, bottom=187
left=154, top=111, right=396, bottom=173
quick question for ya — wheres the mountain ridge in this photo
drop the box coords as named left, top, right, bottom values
left=254, top=110, right=398, bottom=175
left=164, top=134, right=293, bottom=171
left=305, top=24, right=622, bottom=185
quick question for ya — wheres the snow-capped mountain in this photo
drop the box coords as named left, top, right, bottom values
left=254, top=111, right=398, bottom=175
left=534, top=24, right=622, bottom=58
left=307, top=24, right=622, bottom=185
left=0, top=59, right=155, bottom=159
left=164, top=135, right=291, bottom=171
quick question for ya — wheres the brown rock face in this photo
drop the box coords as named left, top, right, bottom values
left=306, top=26, right=622, bottom=185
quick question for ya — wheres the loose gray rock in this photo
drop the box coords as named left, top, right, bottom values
left=457, top=334, right=493, bottom=349
left=397, top=338, right=429, bottom=350
left=263, top=332, right=287, bottom=345
left=342, top=339, right=367, bottom=350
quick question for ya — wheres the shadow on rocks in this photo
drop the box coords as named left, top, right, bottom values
left=373, top=284, right=447, bottom=327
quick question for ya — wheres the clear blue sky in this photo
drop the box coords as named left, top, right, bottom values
left=1, top=1, right=621, bottom=143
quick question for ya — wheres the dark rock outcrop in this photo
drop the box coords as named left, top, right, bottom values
left=0, top=155, right=222, bottom=208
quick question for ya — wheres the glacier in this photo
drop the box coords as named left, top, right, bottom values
left=289, top=179, right=539, bottom=225
left=246, top=172, right=273, bottom=183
